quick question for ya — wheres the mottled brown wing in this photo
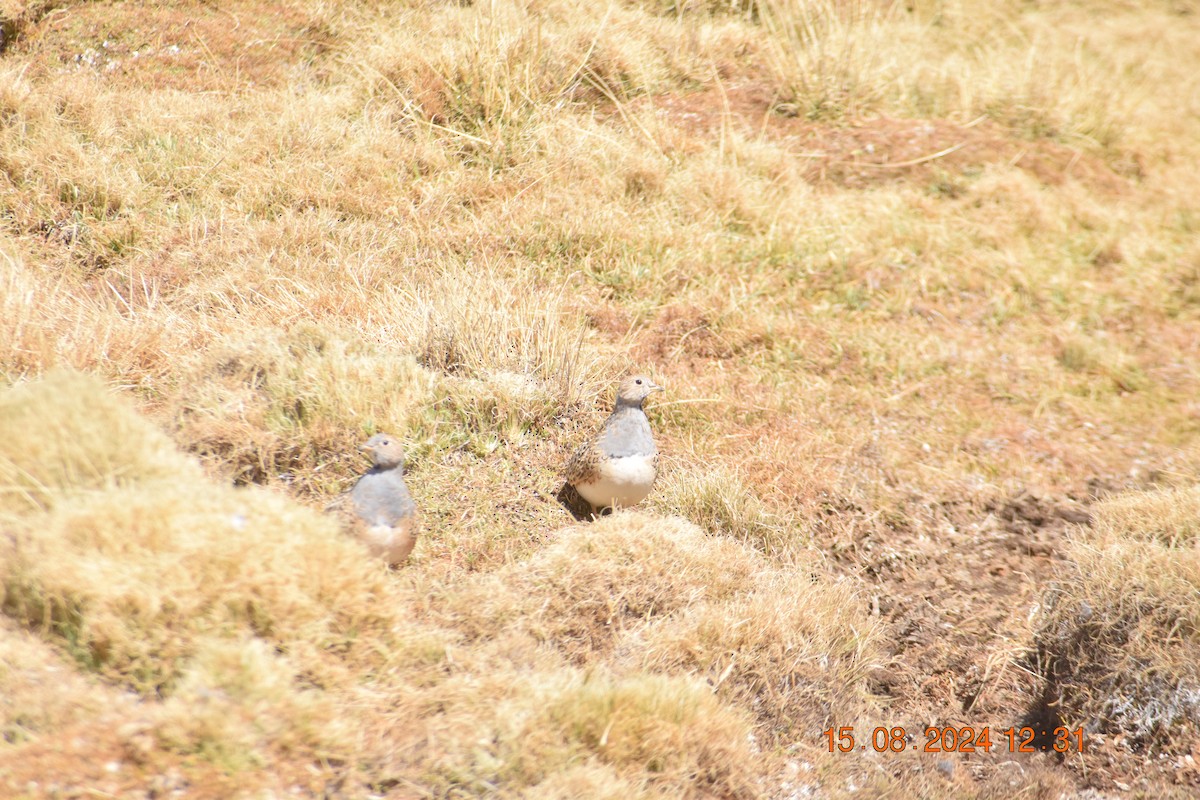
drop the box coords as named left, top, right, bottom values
left=563, top=437, right=602, bottom=486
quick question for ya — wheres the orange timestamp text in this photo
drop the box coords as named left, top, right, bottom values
left=822, top=726, right=1085, bottom=754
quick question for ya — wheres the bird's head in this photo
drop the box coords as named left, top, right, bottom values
left=359, top=434, right=406, bottom=469
left=615, top=375, right=663, bottom=409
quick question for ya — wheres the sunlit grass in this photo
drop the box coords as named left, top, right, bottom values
left=1, top=0, right=1199, bottom=795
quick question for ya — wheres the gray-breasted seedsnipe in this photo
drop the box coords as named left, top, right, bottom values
left=564, top=375, right=663, bottom=512
left=331, top=433, right=420, bottom=566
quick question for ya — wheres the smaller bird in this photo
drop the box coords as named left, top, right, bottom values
left=564, top=375, right=663, bottom=513
left=334, top=433, right=419, bottom=566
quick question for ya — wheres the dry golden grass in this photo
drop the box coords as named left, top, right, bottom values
left=631, top=571, right=880, bottom=735
left=0, top=618, right=112, bottom=746
left=176, top=324, right=435, bottom=487
left=437, top=515, right=765, bottom=653
left=1, top=0, right=1199, bottom=795
left=0, top=374, right=878, bottom=796
left=414, top=666, right=763, bottom=797
left=653, top=463, right=791, bottom=552
left=1, top=374, right=400, bottom=697
left=0, top=370, right=195, bottom=512
left=1036, top=486, right=1200, bottom=755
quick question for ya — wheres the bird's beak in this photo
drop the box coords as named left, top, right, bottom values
left=651, top=383, right=664, bottom=393
left=358, top=442, right=373, bottom=455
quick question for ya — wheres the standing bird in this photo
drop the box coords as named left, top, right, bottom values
left=564, top=375, right=664, bottom=513
left=334, top=433, right=419, bottom=566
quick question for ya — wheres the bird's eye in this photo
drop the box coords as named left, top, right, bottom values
left=635, top=379, right=643, bottom=385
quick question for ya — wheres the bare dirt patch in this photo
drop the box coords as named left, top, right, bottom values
left=636, top=81, right=1136, bottom=192
left=819, top=489, right=1076, bottom=785
left=13, top=0, right=333, bottom=91
left=814, top=478, right=1200, bottom=795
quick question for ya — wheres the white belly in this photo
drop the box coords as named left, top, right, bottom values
left=576, top=455, right=657, bottom=509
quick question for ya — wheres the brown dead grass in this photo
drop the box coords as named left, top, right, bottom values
left=16, top=0, right=337, bottom=92
left=0, top=374, right=400, bottom=697
left=436, top=514, right=764, bottom=656
left=631, top=82, right=1135, bottom=192
left=2, top=0, right=1200, bottom=796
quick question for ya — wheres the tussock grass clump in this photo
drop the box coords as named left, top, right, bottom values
left=3, top=483, right=394, bottom=693
left=384, top=267, right=599, bottom=408
left=439, top=514, right=761, bottom=659
left=539, top=672, right=758, bottom=796
left=0, top=372, right=400, bottom=695
left=0, top=370, right=196, bottom=514
left=431, top=511, right=883, bottom=743
left=751, top=0, right=1133, bottom=155
left=411, top=665, right=760, bottom=798
left=436, top=370, right=562, bottom=452
left=361, top=0, right=707, bottom=140
left=654, top=464, right=790, bottom=553
left=151, top=637, right=346, bottom=770
left=631, top=574, right=881, bottom=735
left=1087, top=485, right=1200, bottom=546
left=758, top=0, right=902, bottom=120
left=1036, top=485, right=1200, bottom=752
left=366, top=266, right=606, bottom=452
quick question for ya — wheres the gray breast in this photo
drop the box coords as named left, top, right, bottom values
left=598, top=407, right=656, bottom=458
left=351, top=468, right=416, bottom=527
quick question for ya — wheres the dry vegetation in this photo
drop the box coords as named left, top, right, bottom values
left=1035, top=487, right=1200, bottom=775
left=1, top=0, right=1199, bottom=797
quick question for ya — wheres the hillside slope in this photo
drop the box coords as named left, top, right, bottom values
left=2, top=0, right=1200, bottom=797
